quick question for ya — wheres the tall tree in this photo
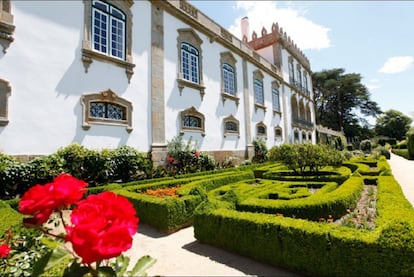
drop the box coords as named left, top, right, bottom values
left=312, top=68, right=382, bottom=137
left=375, top=109, right=412, bottom=140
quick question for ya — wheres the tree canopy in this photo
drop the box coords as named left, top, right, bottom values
left=375, top=109, right=412, bottom=140
left=312, top=68, right=382, bottom=137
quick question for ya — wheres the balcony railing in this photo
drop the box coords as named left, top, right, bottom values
left=293, top=117, right=314, bottom=128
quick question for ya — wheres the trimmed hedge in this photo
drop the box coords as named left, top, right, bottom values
left=0, top=200, right=24, bottom=234
left=193, top=174, right=414, bottom=276
left=114, top=170, right=255, bottom=233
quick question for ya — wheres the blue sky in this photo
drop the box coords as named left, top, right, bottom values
left=190, top=1, right=414, bottom=125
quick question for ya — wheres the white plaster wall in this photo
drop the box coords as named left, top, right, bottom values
left=163, top=12, right=247, bottom=152
left=0, top=1, right=152, bottom=155
left=256, top=46, right=274, bottom=65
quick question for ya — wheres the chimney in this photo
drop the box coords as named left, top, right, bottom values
left=241, top=16, right=249, bottom=41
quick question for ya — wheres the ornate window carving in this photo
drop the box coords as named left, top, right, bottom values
left=272, top=80, right=281, bottom=114
left=220, top=52, right=239, bottom=105
left=180, top=106, right=205, bottom=136
left=82, top=0, right=135, bottom=82
left=223, top=114, right=240, bottom=138
left=81, top=89, right=133, bottom=132
left=256, top=121, right=267, bottom=139
left=0, top=79, right=11, bottom=126
left=253, top=70, right=266, bottom=112
left=0, top=0, right=15, bottom=53
left=177, top=29, right=205, bottom=99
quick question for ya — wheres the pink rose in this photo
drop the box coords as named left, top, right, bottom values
left=66, top=192, right=138, bottom=264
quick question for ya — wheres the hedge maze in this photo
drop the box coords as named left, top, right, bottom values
left=2, top=156, right=414, bottom=276
left=113, top=157, right=414, bottom=276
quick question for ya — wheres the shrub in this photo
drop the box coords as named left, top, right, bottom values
left=407, top=131, right=414, bottom=159
left=252, top=138, right=268, bottom=163
left=109, top=146, right=152, bottom=182
left=267, top=144, right=343, bottom=175
left=360, top=139, right=372, bottom=154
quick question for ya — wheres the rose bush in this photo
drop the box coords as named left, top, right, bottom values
left=12, top=173, right=154, bottom=276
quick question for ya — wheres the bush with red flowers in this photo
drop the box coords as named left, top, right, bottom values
left=14, top=173, right=155, bottom=277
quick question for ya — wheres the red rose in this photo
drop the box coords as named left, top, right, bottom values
left=167, top=156, right=174, bottom=163
left=19, top=174, right=87, bottom=224
left=0, top=243, right=11, bottom=258
left=194, top=152, right=200, bottom=158
left=66, top=192, right=138, bottom=264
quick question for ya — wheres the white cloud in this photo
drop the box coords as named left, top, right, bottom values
left=228, top=1, right=331, bottom=50
left=366, top=78, right=381, bottom=91
left=379, top=56, right=414, bottom=74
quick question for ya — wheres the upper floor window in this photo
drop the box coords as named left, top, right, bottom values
left=256, top=121, right=267, bottom=139
left=275, top=126, right=283, bottom=137
left=0, top=79, right=11, bottom=126
left=177, top=29, right=205, bottom=99
left=223, top=115, right=240, bottom=138
left=92, top=0, right=125, bottom=60
left=181, top=42, right=199, bottom=84
left=180, top=106, right=205, bottom=136
left=303, top=72, right=309, bottom=96
left=272, top=81, right=281, bottom=114
left=220, top=51, right=239, bottom=105
left=81, top=89, right=133, bottom=133
left=223, top=64, right=235, bottom=95
left=254, top=79, right=264, bottom=105
left=82, top=0, right=134, bottom=82
left=296, top=66, right=302, bottom=89
left=288, top=57, right=295, bottom=84
left=253, top=70, right=265, bottom=112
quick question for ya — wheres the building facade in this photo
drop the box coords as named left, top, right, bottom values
left=0, top=0, right=316, bottom=163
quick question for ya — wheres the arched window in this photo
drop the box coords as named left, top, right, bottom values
left=272, top=81, right=281, bottom=114
left=82, top=0, right=134, bottom=82
left=81, top=89, right=133, bottom=132
left=256, top=121, right=267, bottom=139
left=180, top=106, right=205, bottom=136
left=223, top=115, right=240, bottom=137
left=177, top=29, right=205, bottom=98
left=253, top=70, right=266, bottom=112
left=274, top=126, right=282, bottom=137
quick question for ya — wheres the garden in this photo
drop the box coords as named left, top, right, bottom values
left=1, top=138, right=414, bottom=276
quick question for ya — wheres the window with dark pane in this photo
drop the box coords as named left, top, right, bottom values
left=272, top=88, right=280, bottom=112
left=183, top=115, right=201, bottom=128
left=254, top=79, right=264, bottom=105
left=275, top=128, right=282, bottom=137
left=223, top=63, right=235, bottom=95
left=225, top=121, right=238, bottom=132
left=257, top=126, right=266, bottom=135
left=90, top=102, right=126, bottom=120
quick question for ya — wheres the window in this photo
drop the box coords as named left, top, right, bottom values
left=0, top=79, right=11, bottom=126
left=82, top=0, right=134, bottom=82
left=0, top=0, right=15, bottom=53
left=177, top=29, right=205, bottom=99
left=223, top=64, right=235, bottom=95
left=256, top=122, right=267, bottom=139
left=81, top=89, right=133, bottom=132
left=253, top=70, right=265, bottom=112
left=92, top=0, right=125, bottom=60
left=296, top=65, right=302, bottom=90
left=181, top=42, right=199, bottom=84
left=223, top=115, right=240, bottom=137
left=220, top=52, right=238, bottom=105
left=303, top=72, right=309, bottom=96
left=180, top=106, right=205, bottom=136
left=272, top=81, right=281, bottom=114
left=274, top=127, right=282, bottom=137
left=254, top=79, right=264, bottom=105
left=288, top=57, right=295, bottom=84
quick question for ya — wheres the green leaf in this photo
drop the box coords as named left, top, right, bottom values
left=31, top=247, right=71, bottom=276
left=63, top=262, right=90, bottom=277
left=112, top=254, right=130, bottom=276
left=40, top=237, right=60, bottom=249
left=97, top=266, right=116, bottom=277
left=128, top=255, right=156, bottom=277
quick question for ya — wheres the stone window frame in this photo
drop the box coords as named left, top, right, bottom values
left=271, top=80, right=281, bottom=115
left=296, top=64, right=302, bottom=89
left=82, top=0, right=135, bottom=83
left=81, top=89, right=133, bottom=133
left=223, top=114, right=240, bottom=138
left=253, top=70, right=266, bottom=112
left=220, top=51, right=239, bottom=106
left=180, top=106, right=205, bottom=136
left=177, top=28, right=205, bottom=100
left=288, top=56, right=295, bottom=85
left=256, top=121, right=267, bottom=140
left=0, top=0, right=15, bottom=53
left=0, top=79, right=11, bottom=126
left=274, top=126, right=283, bottom=138
left=303, top=70, right=310, bottom=96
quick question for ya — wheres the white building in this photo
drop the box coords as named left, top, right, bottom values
left=0, top=0, right=316, bottom=163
